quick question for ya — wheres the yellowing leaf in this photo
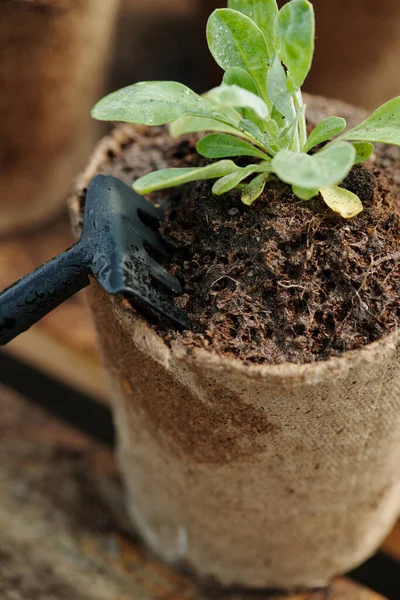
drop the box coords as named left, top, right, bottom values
left=319, top=185, right=363, bottom=219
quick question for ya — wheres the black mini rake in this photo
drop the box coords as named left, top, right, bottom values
left=0, top=175, right=189, bottom=346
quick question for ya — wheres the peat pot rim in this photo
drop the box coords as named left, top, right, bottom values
left=69, top=122, right=400, bottom=389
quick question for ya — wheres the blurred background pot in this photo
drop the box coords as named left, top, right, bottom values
left=0, top=0, right=119, bottom=235
left=111, top=0, right=204, bottom=94
left=69, top=95, right=400, bottom=590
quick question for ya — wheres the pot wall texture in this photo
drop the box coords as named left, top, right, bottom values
left=70, top=95, right=400, bottom=590
left=0, top=0, right=119, bottom=234
left=86, top=287, right=400, bottom=589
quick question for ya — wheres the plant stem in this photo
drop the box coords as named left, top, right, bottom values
left=292, top=129, right=300, bottom=152
left=285, top=96, right=300, bottom=152
left=294, top=90, right=307, bottom=149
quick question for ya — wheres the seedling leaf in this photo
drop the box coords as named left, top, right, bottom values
left=133, top=160, right=240, bottom=194
left=320, top=185, right=363, bottom=218
left=212, top=164, right=265, bottom=195
left=223, top=67, right=259, bottom=95
left=242, top=172, right=270, bottom=205
left=207, top=9, right=270, bottom=99
left=272, top=141, right=356, bottom=188
left=352, top=141, right=374, bottom=164
left=92, top=81, right=226, bottom=126
left=339, top=97, right=400, bottom=145
left=303, top=116, right=346, bottom=152
left=169, top=115, right=240, bottom=138
left=292, top=185, right=319, bottom=200
left=208, top=84, right=269, bottom=121
left=266, top=55, right=296, bottom=121
left=197, top=134, right=270, bottom=160
left=239, top=118, right=268, bottom=146
left=227, top=0, right=278, bottom=56
left=275, top=0, right=315, bottom=91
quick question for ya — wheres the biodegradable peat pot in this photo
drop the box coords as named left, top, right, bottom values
left=0, top=0, right=119, bottom=235
left=70, top=95, right=400, bottom=590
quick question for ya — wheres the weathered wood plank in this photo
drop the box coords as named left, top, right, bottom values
left=0, top=385, right=389, bottom=599
left=0, top=213, right=109, bottom=403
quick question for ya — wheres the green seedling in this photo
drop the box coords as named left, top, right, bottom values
left=92, top=0, right=400, bottom=218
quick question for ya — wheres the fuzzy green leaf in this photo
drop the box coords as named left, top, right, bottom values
left=303, top=116, right=346, bottom=152
left=292, top=185, right=318, bottom=200
left=239, top=118, right=279, bottom=154
left=206, top=9, right=269, bottom=98
left=227, top=0, right=278, bottom=56
left=208, top=84, right=269, bottom=121
left=275, top=0, right=315, bottom=91
left=203, top=95, right=245, bottom=127
left=271, top=106, right=285, bottom=129
left=197, top=134, right=270, bottom=160
left=212, top=164, right=265, bottom=195
left=239, top=118, right=266, bottom=145
left=320, top=185, right=363, bottom=218
left=222, top=69, right=264, bottom=129
left=266, top=55, right=296, bottom=121
left=92, top=81, right=225, bottom=126
left=169, top=115, right=240, bottom=138
left=279, top=109, right=305, bottom=150
left=241, top=172, right=270, bottom=205
left=339, top=97, right=400, bottom=145
left=272, top=141, right=356, bottom=189
left=223, top=67, right=259, bottom=95
left=352, top=141, right=374, bottom=164
left=133, top=160, right=240, bottom=194
left=207, top=86, right=265, bottom=133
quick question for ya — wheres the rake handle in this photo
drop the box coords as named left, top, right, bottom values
left=0, top=243, right=90, bottom=346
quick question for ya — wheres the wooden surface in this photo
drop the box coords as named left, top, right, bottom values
left=382, top=522, right=400, bottom=560
left=0, top=383, right=390, bottom=600
left=0, top=211, right=109, bottom=403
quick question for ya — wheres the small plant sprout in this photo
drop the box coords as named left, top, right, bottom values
left=92, top=0, right=400, bottom=218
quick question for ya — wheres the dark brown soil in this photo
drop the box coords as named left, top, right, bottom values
left=90, top=125, right=400, bottom=365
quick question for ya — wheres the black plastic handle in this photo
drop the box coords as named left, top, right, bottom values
left=0, top=242, right=91, bottom=346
